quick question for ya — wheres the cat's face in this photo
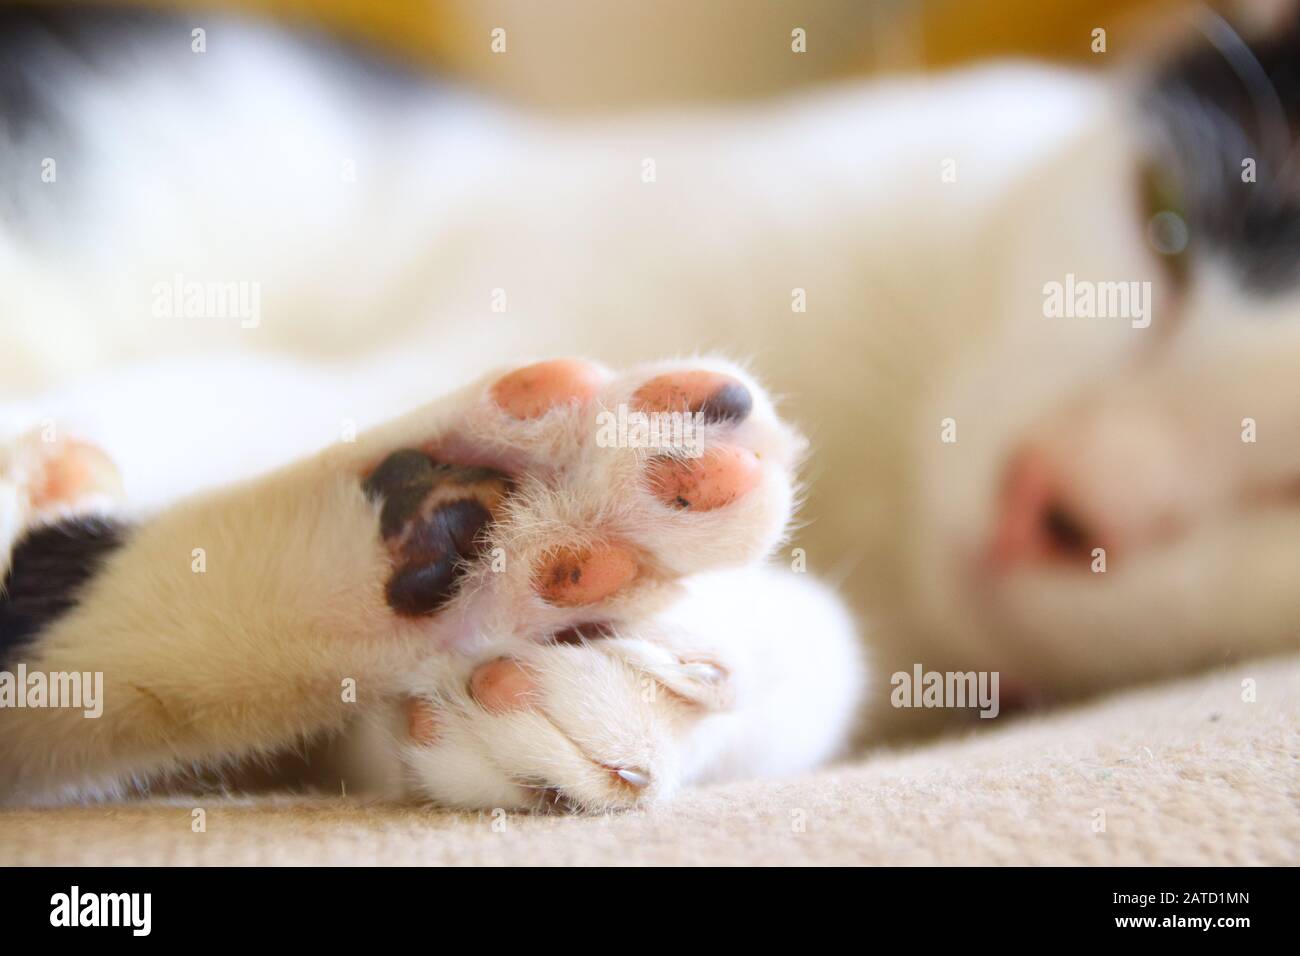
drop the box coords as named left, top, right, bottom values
left=912, top=18, right=1300, bottom=696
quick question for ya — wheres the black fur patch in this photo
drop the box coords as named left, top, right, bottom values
left=0, top=517, right=129, bottom=669
left=1143, top=14, right=1300, bottom=293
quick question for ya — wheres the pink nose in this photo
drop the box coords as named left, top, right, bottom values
left=991, top=445, right=1098, bottom=567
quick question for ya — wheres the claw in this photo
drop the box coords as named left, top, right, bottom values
left=682, top=660, right=726, bottom=684
left=534, top=787, right=569, bottom=812
left=614, top=767, right=650, bottom=789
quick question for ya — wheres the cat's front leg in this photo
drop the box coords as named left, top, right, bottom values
left=1, top=356, right=849, bottom=807
left=0, top=375, right=511, bottom=802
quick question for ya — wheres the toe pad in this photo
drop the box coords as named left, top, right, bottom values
left=491, top=359, right=604, bottom=419
left=533, top=542, right=640, bottom=607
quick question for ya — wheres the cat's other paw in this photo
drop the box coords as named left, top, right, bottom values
left=398, top=627, right=734, bottom=812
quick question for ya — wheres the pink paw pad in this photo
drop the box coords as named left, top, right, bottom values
left=632, top=370, right=753, bottom=424
left=645, top=446, right=761, bottom=512
left=470, top=658, right=539, bottom=714
left=532, top=542, right=639, bottom=607
left=405, top=698, right=440, bottom=746
left=30, top=439, right=122, bottom=510
left=491, top=359, right=604, bottom=420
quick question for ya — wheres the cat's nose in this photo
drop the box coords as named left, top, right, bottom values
left=990, top=444, right=1104, bottom=567
left=991, top=407, right=1205, bottom=568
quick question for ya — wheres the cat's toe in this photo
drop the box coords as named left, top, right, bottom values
left=632, top=369, right=754, bottom=425
left=532, top=542, right=641, bottom=607
left=400, top=637, right=705, bottom=812
left=468, top=657, right=538, bottom=714
left=644, top=445, right=762, bottom=512
left=490, top=359, right=606, bottom=420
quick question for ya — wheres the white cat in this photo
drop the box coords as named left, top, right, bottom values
left=1, top=7, right=1296, bottom=804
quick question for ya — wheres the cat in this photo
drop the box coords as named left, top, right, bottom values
left=1, top=5, right=1296, bottom=803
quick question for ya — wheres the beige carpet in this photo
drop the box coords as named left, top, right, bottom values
left=3, top=656, right=1296, bottom=866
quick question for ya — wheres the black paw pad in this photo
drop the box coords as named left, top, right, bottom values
left=363, top=449, right=436, bottom=502
left=385, top=558, right=463, bottom=617
left=363, top=451, right=512, bottom=616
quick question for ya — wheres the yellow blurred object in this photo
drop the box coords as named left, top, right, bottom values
left=69, top=0, right=455, bottom=64
left=41, top=0, right=1222, bottom=110
left=919, top=0, right=1200, bottom=66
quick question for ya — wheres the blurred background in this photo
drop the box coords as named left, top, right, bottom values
left=58, top=0, right=1282, bottom=109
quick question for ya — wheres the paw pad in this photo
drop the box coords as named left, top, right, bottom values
left=633, top=371, right=752, bottom=425
left=363, top=451, right=511, bottom=616
left=644, top=446, right=761, bottom=512
left=470, top=658, right=538, bottom=714
left=491, top=359, right=604, bottom=419
left=20, top=436, right=123, bottom=512
left=405, top=698, right=440, bottom=747
left=533, top=542, right=640, bottom=607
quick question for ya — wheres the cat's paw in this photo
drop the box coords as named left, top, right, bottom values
left=343, top=357, right=805, bottom=810
left=0, top=359, right=814, bottom=801
left=0, top=426, right=122, bottom=516
left=356, top=356, right=805, bottom=650
left=0, top=425, right=123, bottom=576
left=398, top=625, right=734, bottom=811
